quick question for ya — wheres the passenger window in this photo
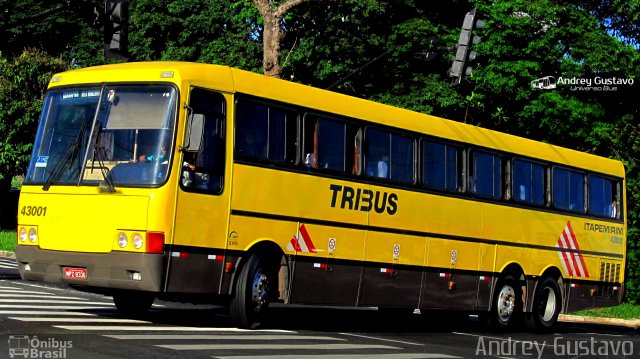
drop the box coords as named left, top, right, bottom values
left=303, top=115, right=359, bottom=174
left=512, top=159, right=545, bottom=206
left=588, top=175, right=619, bottom=218
left=364, top=128, right=414, bottom=183
left=553, top=167, right=584, bottom=212
left=235, top=99, right=296, bottom=163
left=470, top=151, right=502, bottom=199
left=422, top=141, right=462, bottom=192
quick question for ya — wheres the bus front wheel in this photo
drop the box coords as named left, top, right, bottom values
left=230, top=254, right=271, bottom=329
left=531, top=276, right=562, bottom=330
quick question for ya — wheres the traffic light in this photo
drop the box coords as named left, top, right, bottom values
left=449, top=7, right=485, bottom=85
left=104, top=0, right=128, bottom=58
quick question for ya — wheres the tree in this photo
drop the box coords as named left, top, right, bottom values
left=251, top=0, right=314, bottom=77
left=0, top=0, right=103, bottom=65
left=126, top=0, right=262, bottom=70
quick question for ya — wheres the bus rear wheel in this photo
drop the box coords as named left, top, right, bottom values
left=113, top=291, right=155, bottom=315
left=490, top=275, right=523, bottom=330
left=532, top=276, right=562, bottom=330
left=230, top=254, right=271, bottom=329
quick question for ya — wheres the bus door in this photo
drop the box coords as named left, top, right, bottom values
left=167, top=88, right=231, bottom=294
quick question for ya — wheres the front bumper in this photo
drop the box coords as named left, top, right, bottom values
left=15, top=245, right=165, bottom=292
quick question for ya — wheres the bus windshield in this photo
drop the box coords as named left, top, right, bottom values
left=25, top=84, right=177, bottom=188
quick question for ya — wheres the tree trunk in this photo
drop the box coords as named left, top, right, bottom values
left=252, top=0, right=311, bottom=78
left=261, top=10, right=284, bottom=77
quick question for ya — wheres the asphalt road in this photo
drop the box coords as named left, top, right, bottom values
left=0, top=256, right=638, bottom=359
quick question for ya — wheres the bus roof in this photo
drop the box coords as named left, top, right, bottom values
left=49, top=62, right=624, bottom=177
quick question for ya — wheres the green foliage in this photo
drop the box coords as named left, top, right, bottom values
left=0, top=49, right=67, bottom=180
left=0, top=230, right=16, bottom=252
left=127, top=0, right=262, bottom=71
left=572, top=303, right=640, bottom=320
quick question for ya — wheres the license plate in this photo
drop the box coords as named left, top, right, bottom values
left=63, top=267, right=87, bottom=280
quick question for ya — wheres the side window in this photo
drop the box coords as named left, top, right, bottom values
left=181, top=88, right=226, bottom=194
left=552, top=167, right=584, bottom=212
left=512, top=159, right=545, bottom=206
left=364, top=128, right=414, bottom=183
left=470, top=151, right=502, bottom=199
left=588, top=175, right=619, bottom=218
left=303, top=115, right=359, bottom=174
left=422, top=140, right=462, bottom=192
left=235, top=99, right=296, bottom=163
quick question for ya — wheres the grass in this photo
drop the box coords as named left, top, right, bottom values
left=571, top=303, right=640, bottom=320
left=0, top=230, right=16, bottom=253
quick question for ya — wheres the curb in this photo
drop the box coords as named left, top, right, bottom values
left=559, top=314, right=640, bottom=330
left=0, top=250, right=15, bottom=258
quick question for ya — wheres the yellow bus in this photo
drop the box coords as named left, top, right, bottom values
left=16, top=62, right=626, bottom=329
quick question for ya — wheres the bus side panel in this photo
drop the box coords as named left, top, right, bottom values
left=475, top=244, right=496, bottom=309
left=420, top=238, right=481, bottom=309
left=359, top=232, right=424, bottom=308
left=288, top=225, right=364, bottom=306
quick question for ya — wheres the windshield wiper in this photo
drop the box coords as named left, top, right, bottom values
left=90, top=123, right=116, bottom=192
left=42, top=120, right=88, bottom=191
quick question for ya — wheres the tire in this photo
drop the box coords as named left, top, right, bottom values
left=113, top=291, right=155, bottom=315
left=229, top=254, right=272, bottom=329
left=490, top=275, right=523, bottom=330
left=532, top=276, right=562, bottom=330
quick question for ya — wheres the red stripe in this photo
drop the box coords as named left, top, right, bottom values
left=566, top=222, right=590, bottom=277
left=298, top=224, right=317, bottom=253
left=556, top=236, right=575, bottom=276
left=565, top=222, right=580, bottom=249
left=562, top=230, right=583, bottom=277
left=566, top=222, right=589, bottom=277
left=560, top=249, right=575, bottom=276
left=290, top=236, right=302, bottom=252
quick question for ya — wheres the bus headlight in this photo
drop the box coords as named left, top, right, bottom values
left=118, top=232, right=128, bottom=248
left=19, top=228, right=27, bottom=242
left=28, top=228, right=37, bottom=243
left=132, top=233, right=144, bottom=249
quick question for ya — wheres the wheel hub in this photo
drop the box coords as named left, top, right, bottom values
left=251, top=270, right=269, bottom=309
left=497, top=285, right=516, bottom=321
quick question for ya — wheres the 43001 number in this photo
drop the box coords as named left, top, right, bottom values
left=21, top=206, right=47, bottom=217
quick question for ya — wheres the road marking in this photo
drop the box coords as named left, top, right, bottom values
left=0, top=294, right=89, bottom=300
left=0, top=305, right=115, bottom=310
left=54, top=325, right=295, bottom=333
left=10, top=317, right=151, bottom=323
left=339, top=332, right=425, bottom=346
left=0, top=299, right=112, bottom=304
left=0, top=311, right=98, bottom=316
left=104, top=334, right=344, bottom=341
left=582, top=332, right=624, bottom=337
left=157, top=343, right=399, bottom=351
left=3, top=280, right=68, bottom=291
left=0, top=289, right=54, bottom=294
left=209, top=355, right=461, bottom=359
